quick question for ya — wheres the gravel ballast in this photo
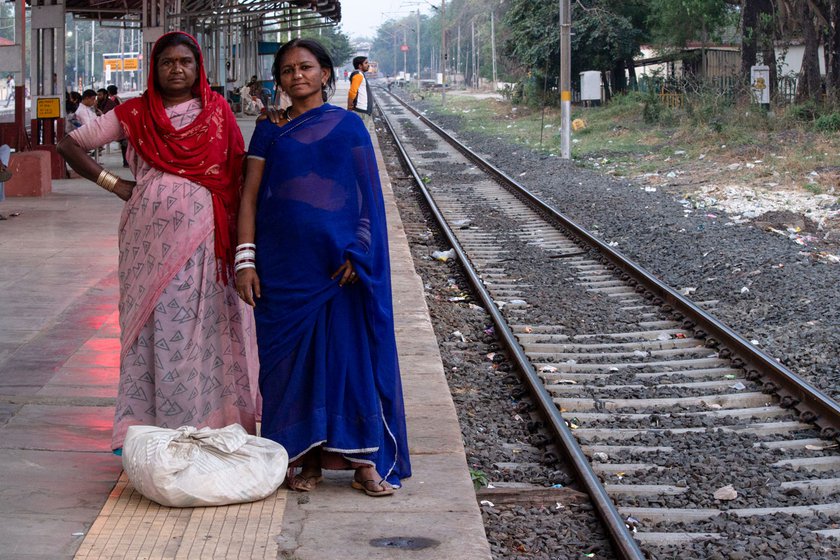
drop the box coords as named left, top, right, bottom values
left=378, top=92, right=840, bottom=560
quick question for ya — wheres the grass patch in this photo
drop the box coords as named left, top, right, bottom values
left=413, top=88, right=840, bottom=195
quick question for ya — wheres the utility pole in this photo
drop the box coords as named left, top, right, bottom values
left=456, top=24, right=461, bottom=87
left=471, top=19, right=475, bottom=89
left=416, top=9, right=421, bottom=89
left=491, top=10, right=497, bottom=91
left=560, top=0, right=571, bottom=159
left=440, top=0, right=446, bottom=104
left=90, top=20, right=95, bottom=87
left=119, top=27, right=125, bottom=89
left=73, top=20, right=78, bottom=90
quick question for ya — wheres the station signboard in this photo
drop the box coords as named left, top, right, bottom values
left=103, top=58, right=140, bottom=71
left=36, top=96, right=61, bottom=119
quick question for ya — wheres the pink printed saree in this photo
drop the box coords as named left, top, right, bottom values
left=70, top=101, right=259, bottom=449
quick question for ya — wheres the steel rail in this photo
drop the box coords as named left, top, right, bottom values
left=383, top=89, right=840, bottom=439
left=375, top=94, right=647, bottom=560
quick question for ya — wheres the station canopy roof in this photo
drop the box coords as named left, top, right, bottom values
left=61, top=0, right=341, bottom=29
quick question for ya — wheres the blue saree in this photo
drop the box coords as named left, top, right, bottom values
left=248, top=104, right=411, bottom=486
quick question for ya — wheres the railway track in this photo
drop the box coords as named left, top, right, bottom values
left=375, top=89, right=840, bottom=559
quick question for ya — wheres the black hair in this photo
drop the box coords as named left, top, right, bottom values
left=271, top=38, right=336, bottom=102
left=82, top=89, right=96, bottom=99
left=107, top=85, right=118, bottom=95
left=352, top=56, right=368, bottom=69
left=97, top=88, right=107, bottom=95
left=151, top=32, right=201, bottom=91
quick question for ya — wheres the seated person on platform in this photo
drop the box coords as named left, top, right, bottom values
left=241, top=75, right=265, bottom=115
left=76, top=90, right=98, bottom=127
left=65, top=91, right=83, bottom=133
left=0, top=144, right=11, bottom=220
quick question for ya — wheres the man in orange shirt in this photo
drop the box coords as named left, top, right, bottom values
left=347, top=56, right=373, bottom=131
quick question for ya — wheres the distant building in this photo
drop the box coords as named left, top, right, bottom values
left=634, top=40, right=826, bottom=81
left=635, top=43, right=740, bottom=80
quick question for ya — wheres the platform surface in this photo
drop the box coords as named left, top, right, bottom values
left=0, top=81, right=492, bottom=560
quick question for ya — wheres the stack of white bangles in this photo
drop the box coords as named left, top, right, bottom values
left=235, top=243, right=256, bottom=273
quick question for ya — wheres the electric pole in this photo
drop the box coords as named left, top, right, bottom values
left=560, top=0, right=571, bottom=159
left=491, top=11, right=497, bottom=92
left=416, top=9, right=421, bottom=89
left=441, top=0, right=446, bottom=104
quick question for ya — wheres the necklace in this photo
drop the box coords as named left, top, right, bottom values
left=283, top=107, right=296, bottom=122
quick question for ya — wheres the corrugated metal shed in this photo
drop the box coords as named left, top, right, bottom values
left=61, top=0, right=341, bottom=28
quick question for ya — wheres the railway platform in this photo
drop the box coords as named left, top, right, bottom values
left=0, top=82, right=492, bottom=559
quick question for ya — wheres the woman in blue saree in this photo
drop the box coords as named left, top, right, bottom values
left=236, top=39, right=410, bottom=496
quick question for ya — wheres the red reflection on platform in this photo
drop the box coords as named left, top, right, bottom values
left=63, top=351, right=120, bottom=368
left=77, top=311, right=116, bottom=330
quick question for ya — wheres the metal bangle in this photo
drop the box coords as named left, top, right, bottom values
left=96, top=169, right=119, bottom=192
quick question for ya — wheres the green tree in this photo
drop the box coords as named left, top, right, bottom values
left=303, top=25, right=353, bottom=67
left=503, top=0, right=651, bottom=102
left=647, top=0, right=731, bottom=47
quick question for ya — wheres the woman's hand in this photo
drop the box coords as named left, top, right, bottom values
left=236, top=268, right=261, bottom=307
left=263, top=106, right=285, bottom=126
left=112, top=178, right=137, bottom=201
left=331, top=259, right=359, bottom=287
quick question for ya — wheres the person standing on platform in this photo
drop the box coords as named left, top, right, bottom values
left=5, top=74, right=15, bottom=107
left=107, top=84, right=123, bottom=106
left=347, top=56, right=373, bottom=131
left=96, top=88, right=115, bottom=115
left=57, top=31, right=260, bottom=452
left=236, top=38, right=411, bottom=497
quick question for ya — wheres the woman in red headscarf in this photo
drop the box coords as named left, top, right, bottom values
left=58, top=31, right=259, bottom=451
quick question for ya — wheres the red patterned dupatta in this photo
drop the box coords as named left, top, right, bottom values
left=114, top=31, right=244, bottom=281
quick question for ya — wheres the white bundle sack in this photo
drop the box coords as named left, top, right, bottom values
left=122, top=423, right=288, bottom=507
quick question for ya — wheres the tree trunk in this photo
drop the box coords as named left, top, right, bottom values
left=827, top=0, right=840, bottom=102
left=756, top=0, right=778, bottom=102
left=601, top=70, right=612, bottom=103
left=627, top=59, right=638, bottom=91
left=611, top=59, right=628, bottom=94
left=795, top=0, right=822, bottom=103
left=741, top=0, right=759, bottom=87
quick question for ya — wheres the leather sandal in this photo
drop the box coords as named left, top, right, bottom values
left=351, top=478, right=395, bottom=497
left=288, top=473, right=323, bottom=492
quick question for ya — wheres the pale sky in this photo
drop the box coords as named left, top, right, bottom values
left=338, top=0, right=432, bottom=40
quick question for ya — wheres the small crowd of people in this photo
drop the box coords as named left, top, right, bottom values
left=56, top=32, right=409, bottom=499
left=65, top=86, right=128, bottom=166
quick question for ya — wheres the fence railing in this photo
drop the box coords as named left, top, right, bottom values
left=659, top=91, right=683, bottom=108
left=636, top=74, right=802, bottom=106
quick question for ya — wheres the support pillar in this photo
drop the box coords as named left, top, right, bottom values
left=30, top=0, right=66, bottom=178
left=142, top=0, right=167, bottom=81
